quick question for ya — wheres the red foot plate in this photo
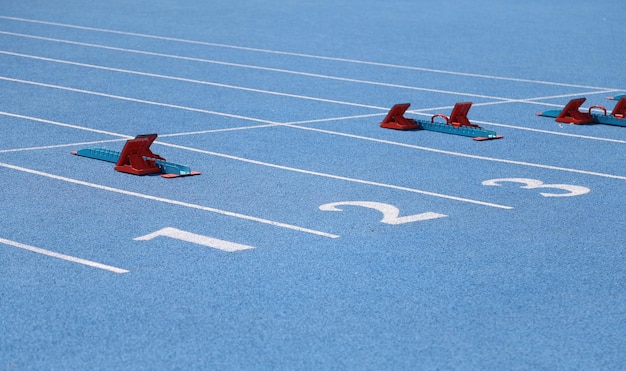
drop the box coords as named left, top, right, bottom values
left=161, top=171, right=202, bottom=178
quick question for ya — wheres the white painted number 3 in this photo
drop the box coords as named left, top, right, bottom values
left=319, top=201, right=447, bottom=225
left=482, top=178, right=590, bottom=197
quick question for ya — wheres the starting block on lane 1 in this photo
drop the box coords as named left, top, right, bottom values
left=380, top=102, right=503, bottom=141
left=536, top=97, right=626, bottom=127
left=71, top=134, right=201, bottom=178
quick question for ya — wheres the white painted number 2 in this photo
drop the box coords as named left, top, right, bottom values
left=319, top=201, right=447, bottom=225
left=482, top=178, right=590, bottom=197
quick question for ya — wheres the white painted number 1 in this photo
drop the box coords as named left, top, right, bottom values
left=319, top=201, right=447, bottom=225
left=482, top=178, right=590, bottom=197
left=134, top=227, right=255, bottom=252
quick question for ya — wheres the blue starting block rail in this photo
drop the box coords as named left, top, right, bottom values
left=73, top=147, right=121, bottom=164
left=417, top=117, right=501, bottom=140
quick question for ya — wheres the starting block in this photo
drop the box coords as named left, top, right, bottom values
left=536, top=97, right=626, bottom=127
left=72, top=134, right=201, bottom=178
left=380, top=102, right=503, bottom=141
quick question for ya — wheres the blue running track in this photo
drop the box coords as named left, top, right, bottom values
left=1, top=1, right=625, bottom=369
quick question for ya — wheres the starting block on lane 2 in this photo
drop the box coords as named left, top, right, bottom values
left=71, top=134, right=201, bottom=178
left=380, top=102, right=503, bottom=141
left=536, top=97, right=626, bottom=127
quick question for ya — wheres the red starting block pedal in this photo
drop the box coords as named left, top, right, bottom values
left=548, top=97, right=595, bottom=124
left=380, top=103, right=419, bottom=130
left=611, top=97, right=626, bottom=119
left=115, top=134, right=165, bottom=175
left=445, top=101, right=481, bottom=128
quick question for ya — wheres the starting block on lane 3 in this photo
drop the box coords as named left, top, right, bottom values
left=71, top=134, right=201, bottom=178
left=380, top=102, right=503, bottom=141
left=536, top=97, right=626, bottom=127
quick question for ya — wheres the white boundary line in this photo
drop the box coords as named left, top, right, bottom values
left=2, top=73, right=624, bottom=146
left=0, top=237, right=129, bottom=273
left=3, top=31, right=622, bottom=107
left=153, top=141, right=514, bottom=210
left=0, top=76, right=279, bottom=125
left=287, top=112, right=626, bottom=145
left=0, top=110, right=132, bottom=137
left=0, top=112, right=512, bottom=210
left=0, top=15, right=622, bottom=91
left=284, top=125, right=626, bottom=181
left=410, top=90, right=622, bottom=112
left=0, top=161, right=340, bottom=239
left=471, top=119, right=626, bottom=144
left=2, top=109, right=626, bottom=184
left=2, top=49, right=621, bottom=108
left=0, top=48, right=620, bottom=112
left=284, top=108, right=626, bottom=145
left=0, top=38, right=624, bottom=184
left=0, top=111, right=513, bottom=209
left=0, top=50, right=510, bottom=104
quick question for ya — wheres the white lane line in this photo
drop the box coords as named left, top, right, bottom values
left=0, top=110, right=510, bottom=209
left=134, top=227, right=255, bottom=252
left=414, top=89, right=622, bottom=112
left=0, top=109, right=514, bottom=210
left=0, top=161, right=340, bottom=239
left=287, top=112, right=626, bottom=145
left=286, top=125, right=626, bottom=181
left=0, top=50, right=390, bottom=110
left=405, top=112, right=626, bottom=145
left=0, top=139, right=128, bottom=154
left=0, top=76, right=279, bottom=125
left=0, top=111, right=508, bottom=209
left=471, top=119, right=626, bottom=144
left=511, top=90, right=622, bottom=103
left=3, top=74, right=624, bottom=147
left=2, top=108, right=625, bottom=185
left=2, top=74, right=624, bottom=146
left=0, top=49, right=508, bottom=104
left=0, top=110, right=277, bottom=152
left=0, top=31, right=621, bottom=109
left=0, top=237, right=129, bottom=273
left=0, top=110, right=131, bottom=138
left=287, top=113, right=387, bottom=126
left=1, top=108, right=622, bottom=202
left=154, top=142, right=514, bottom=210
left=158, top=124, right=280, bottom=137
left=0, top=15, right=619, bottom=91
